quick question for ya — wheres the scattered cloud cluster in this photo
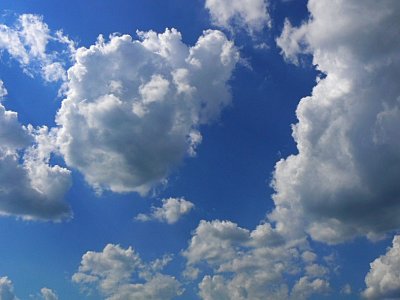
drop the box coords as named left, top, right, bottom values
left=0, top=14, right=74, bottom=82
left=0, top=276, right=57, bottom=300
left=272, top=0, right=400, bottom=244
left=135, top=197, right=194, bottom=224
left=362, top=235, right=400, bottom=299
left=56, top=28, right=238, bottom=195
left=72, top=244, right=182, bottom=300
left=205, top=0, right=270, bottom=34
left=183, top=220, right=330, bottom=300
left=0, top=80, right=71, bottom=221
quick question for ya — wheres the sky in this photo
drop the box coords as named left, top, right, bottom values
left=0, top=0, right=399, bottom=299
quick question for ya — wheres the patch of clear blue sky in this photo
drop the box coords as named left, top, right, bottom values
left=0, top=1, right=392, bottom=299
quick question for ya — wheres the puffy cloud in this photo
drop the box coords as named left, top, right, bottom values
left=0, top=14, right=74, bottom=82
left=42, top=62, right=67, bottom=82
left=272, top=0, right=400, bottom=243
left=183, top=220, right=330, bottom=300
left=39, top=288, right=58, bottom=300
left=291, top=276, right=330, bottom=300
left=56, top=29, right=238, bottom=195
left=362, top=235, right=400, bottom=299
left=135, top=197, right=194, bottom=224
left=0, top=81, right=71, bottom=221
left=0, top=276, right=18, bottom=300
left=341, top=284, right=352, bottom=295
left=204, top=0, right=270, bottom=34
left=18, top=14, right=50, bottom=60
left=0, top=80, right=7, bottom=98
left=72, top=244, right=182, bottom=300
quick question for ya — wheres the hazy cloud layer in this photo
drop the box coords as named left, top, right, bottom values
left=362, top=235, right=400, bottom=299
left=273, top=0, right=400, bottom=243
left=0, top=81, right=71, bottom=221
left=73, top=244, right=181, bottom=300
left=56, top=29, right=238, bottom=195
left=183, top=220, right=330, bottom=300
left=135, top=197, right=194, bottom=224
left=205, top=0, right=270, bottom=34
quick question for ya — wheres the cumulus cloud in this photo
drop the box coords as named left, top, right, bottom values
left=39, top=288, right=58, bottom=300
left=362, top=235, right=400, bottom=299
left=291, top=276, right=330, bottom=300
left=272, top=0, right=400, bottom=243
left=0, top=81, right=71, bottom=221
left=72, top=244, right=182, bottom=300
left=0, top=14, right=74, bottom=82
left=56, top=28, right=238, bottom=195
left=135, top=197, right=194, bottom=224
left=341, top=284, right=352, bottom=295
left=204, top=0, right=270, bottom=34
left=0, top=277, right=18, bottom=300
left=183, top=220, right=330, bottom=300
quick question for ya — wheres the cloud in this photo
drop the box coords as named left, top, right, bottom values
left=56, top=29, right=238, bottom=195
left=183, top=220, right=330, bottom=300
left=135, top=197, right=194, bottom=224
left=39, top=288, right=58, bottom=300
left=0, top=276, right=58, bottom=300
left=362, top=235, right=400, bottom=299
left=0, top=81, right=71, bottom=221
left=272, top=0, right=400, bottom=244
left=72, top=244, right=182, bottom=300
left=341, top=284, right=352, bottom=295
left=0, top=14, right=74, bottom=82
left=204, top=0, right=270, bottom=34
left=290, top=276, right=330, bottom=300
left=0, top=277, right=18, bottom=300
left=0, top=80, right=7, bottom=98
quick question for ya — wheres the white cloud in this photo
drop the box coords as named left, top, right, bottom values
left=0, top=14, right=74, bottom=82
left=205, top=0, right=270, bottom=34
left=18, top=14, right=50, bottom=60
left=272, top=0, right=400, bottom=244
left=341, top=283, right=352, bottom=295
left=0, top=81, right=71, bottom=221
left=42, top=62, right=66, bottom=82
left=0, top=276, right=18, bottom=300
left=0, top=21, right=29, bottom=64
left=135, top=197, right=194, bottom=224
left=291, top=276, right=330, bottom=300
left=39, top=288, right=58, bottom=300
left=0, top=80, right=7, bottom=99
left=56, top=29, right=238, bottom=195
left=362, top=235, right=400, bottom=299
left=72, top=244, right=182, bottom=300
left=183, top=220, right=330, bottom=300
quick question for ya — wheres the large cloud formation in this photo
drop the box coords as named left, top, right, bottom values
left=362, top=235, right=400, bottom=299
left=204, top=0, right=270, bottom=34
left=72, top=244, right=181, bottom=300
left=56, top=29, right=238, bottom=194
left=0, top=81, right=71, bottom=221
left=183, top=220, right=330, bottom=300
left=273, top=0, right=400, bottom=243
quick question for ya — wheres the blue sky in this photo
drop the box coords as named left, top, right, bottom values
left=0, top=1, right=399, bottom=299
